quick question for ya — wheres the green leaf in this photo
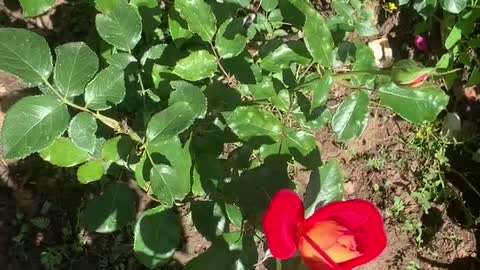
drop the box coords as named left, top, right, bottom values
left=146, top=102, right=196, bottom=145
left=0, top=28, right=52, bottom=87
left=284, top=129, right=316, bottom=157
left=19, top=0, right=55, bottom=17
left=185, top=232, right=258, bottom=270
left=466, top=68, right=480, bottom=87
left=149, top=164, right=176, bottom=207
left=174, top=0, right=217, bottom=42
left=304, top=161, right=344, bottom=218
left=134, top=207, right=181, bottom=269
left=271, top=89, right=291, bottom=111
left=441, top=0, right=467, bottom=14
left=54, top=42, right=99, bottom=97
left=84, top=66, right=125, bottom=110
left=309, top=73, right=333, bottom=112
left=215, top=18, right=248, bottom=59
left=101, top=136, right=133, bottom=162
left=82, top=183, right=136, bottom=233
left=331, top=91, right=369, bottom=142
left=95, top=0, right=125, bottom=13
left=172, top=50, right=217, bottom=81
left=77, top=161, right=104, bottom=184
left=2, top=95, right=70, bottom=160
left=68, top=112, right=97, bottom=154
left=131, top=0, right=158, bottom=8
left=260, top=41, right=311, bottom=72
left=303, top=8, right=334, bottom=67
left=95, top=1, right=142, bottom=51
left=168, top=9, right=193, bottom=43
left=248, top=78, right=276, bottom=99
left=222, top=106, right=282, bottom=141
left=169, top=81, right=207, bottom=118
left=413, top=0, right=437, bottom=18
left=40, top=138, right=89, bottom=167
left=445, top=25, right=461, bottom=50
left=225, top=0, right=251, bottom=8
left=354, top=8, right=378, bottom=37
left=262, top=0, right=279, bottom=11
left=352, top=43, right=376, bottom=87
left=141, top=44, right=167, bottom=65
left=306, top=107, right=333, bottom=130
left=107, top=53, right=136, bottom=69
left=135, top=153, right=149, bottom=191
left=225, top=204, right=243, bottom=228
left=146, top=137, right=192, bottom=204
left=436, top=54, right=451, bottom=69
left=191, top=201, right=226, bottom=240
left=379, top=82, right=449, bottom=124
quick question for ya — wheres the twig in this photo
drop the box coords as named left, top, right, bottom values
left=447, top=168, right=480, bottom=198
left=209, top=42, right=229, bottom=78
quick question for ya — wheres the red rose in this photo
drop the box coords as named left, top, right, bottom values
left=263, top=190, right=387, bottom=270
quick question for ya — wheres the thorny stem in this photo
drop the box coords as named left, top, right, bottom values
left=209, top=41, right=237, bottom=87
left=42, top=79, right=143, bottom=144
left=333, top=69, right=390, bottom=80
left=431, top=68, right=463, bottom=76
left=130, top=48, right=151, bottom=129
left=297, top=61, right=315, bottom=81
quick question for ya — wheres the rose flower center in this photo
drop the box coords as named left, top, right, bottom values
left=298, top=220, right=363, bottom=266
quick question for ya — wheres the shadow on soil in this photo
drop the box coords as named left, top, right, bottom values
left=442, top=146, right=480, bottom=270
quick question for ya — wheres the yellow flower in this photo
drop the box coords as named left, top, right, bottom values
left=384, top=2, right=398, bottom=12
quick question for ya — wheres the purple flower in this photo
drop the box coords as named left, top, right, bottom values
left=415, top=36, right=429, bottom=52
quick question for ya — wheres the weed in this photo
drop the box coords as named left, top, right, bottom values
left=367, top=155, right=386, bottom=170
left=388, top=196, right=406, bottom=218
left=409, top=124, right=451, bottom=213
left=403, top=219, right=424, bottom=245
left=41, top=248, right=63, bottom=270
left=406, top=260, right=421, bottom=270
left=30, top=216, right=50, bottom=230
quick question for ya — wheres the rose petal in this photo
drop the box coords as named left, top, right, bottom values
left=263, top=189, right=305, bottom=260
left=298, top=220, right=361, bottom=270
left=304, top=200, right=387, bottom=270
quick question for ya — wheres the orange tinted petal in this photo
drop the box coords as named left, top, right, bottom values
left=298, top=221, right=362, bottom=270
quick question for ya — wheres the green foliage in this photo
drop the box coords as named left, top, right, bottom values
left=2, top=95, right=69, bottom=159
left=134, top=207, right=181, bottom=268
left=0, top=0, right=456, bottom=267
left=40, top=138, right=89, bottom=167
left=81, top=183, right=136, bottom=233
left=54, top=42, right=99, bottom=97
left=0, top=28, right=52, bottom=87
left=332, top=90, right=369, bottom=141
left=68, top=112, right=98, bottom=154
left=379, top=83, right=449, bottom=124
left=304, top=161, right=344, bottom=218
left=19, top=0, right=56, bottom=17
left=95, top=0, right=142, bottom=51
